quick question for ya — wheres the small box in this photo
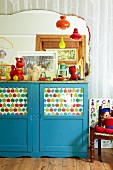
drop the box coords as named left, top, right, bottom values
left=0, top=64, right=11, bottom=80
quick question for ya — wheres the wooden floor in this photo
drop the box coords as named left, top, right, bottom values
left=0, top=149, right=113, bottom=170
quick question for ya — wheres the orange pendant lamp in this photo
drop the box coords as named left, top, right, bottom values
left=56, top=15, right=70, bottom=30
left=70, top=28, right=82, bottom=40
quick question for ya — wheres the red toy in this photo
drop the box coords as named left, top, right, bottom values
left=53, top=77, right=64, bottom=81
left=95, top=108, right=113, bottom=134
left=7, top=57, right=24, bottom=81
left=39, top=72, right=46, bottom=81
left=69, top=65, right=81, bottom=80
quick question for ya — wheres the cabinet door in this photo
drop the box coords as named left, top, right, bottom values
left=0, top=83, right=32, bottom=152
left=40, top=83, right=88, bottom=156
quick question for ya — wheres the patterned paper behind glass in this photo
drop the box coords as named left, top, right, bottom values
left=44, top=88, right=83, bottom=116
left=0, top=88, right=28, bottom=116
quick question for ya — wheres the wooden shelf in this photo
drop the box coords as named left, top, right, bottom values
left=36, top=34, right=86, bottom=78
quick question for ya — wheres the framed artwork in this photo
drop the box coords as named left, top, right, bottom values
left=0, top=64, right=11, bottom=80
left=18, top=51, right=58, bottom=79
left=46, top=49, right=78, bottom=67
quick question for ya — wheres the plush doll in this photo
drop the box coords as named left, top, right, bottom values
left=95, top=108, right=113, bottom=134
left=69, top=65, right=81, bottom=80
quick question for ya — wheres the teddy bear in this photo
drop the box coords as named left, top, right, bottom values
left=69, top=65, right=81, bottom=80
left=27, top=65, right=41, bottom=81
left=95, top=108, right=113, bottom=134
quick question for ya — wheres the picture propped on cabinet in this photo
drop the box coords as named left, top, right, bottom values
left=0, top=64, right=11, bottom=80
left=18, top=51, right=58, bottom=80
left=46, top=49, right=78, bottom=67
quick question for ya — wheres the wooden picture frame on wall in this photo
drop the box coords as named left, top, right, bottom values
left=36, top=34, right=86, bottom=79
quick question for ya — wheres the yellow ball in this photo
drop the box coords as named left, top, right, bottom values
left=6, top=75, right=11, bottom=80
left=13, top=75, right=18, bottom=81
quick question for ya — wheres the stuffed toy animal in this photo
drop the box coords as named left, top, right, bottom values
left=7, top=57, right=24, bottom=81
left=28, top=65, right=41, bottom=81
left=95, top=108, right=113, bottom=134
left=69, top=65, right=81, bottom=80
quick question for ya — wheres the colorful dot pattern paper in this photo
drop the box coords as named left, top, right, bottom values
left=44, top=88, right=83, bottom=116
left=0, top=88, right=28, bottom=116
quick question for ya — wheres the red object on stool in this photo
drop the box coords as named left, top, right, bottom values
left=90, top=106, right=113, bottom=162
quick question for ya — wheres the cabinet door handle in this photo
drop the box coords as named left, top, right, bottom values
left=29, top=116, right=32, bottom=120
left=33, top=115, right=40, bottom=118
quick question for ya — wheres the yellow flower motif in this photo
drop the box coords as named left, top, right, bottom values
left=1, top=93, right=4, bottom=97
left=11, top=103, right=14, bottom=107
left=72, top=88, right=76, bottom=93
left=17, top=93, right=20, bottom=97
left=9, top=108, right=13, bottom=112
left=23, top=88, right=27, bottom=93
left=2, top=98, right=6, bottom=102
left=80, top=88, right=83, bottom=93
left=59, top=98, right=63, bottom=102
left=9, top=93, right=12, bottom=97
left=66, top=108, right=70, bottom=112
left=51, top=112, right=55, bottom=115
left=15, top=88, right=19, bottom=93
left=18, top=108, right=21, bottom=112
left=57, top=93, right=61, bottom=97
left=3, top=103, right=6, bottom=107
left=45, top=108, right=49, bottom=112
left=74, top=93, right=77, bottom=97
left=75, top=108, right=78, bottom=112
left=51, top=98, right=55, bottom=102
left=60, top=103, right=63, bottom=107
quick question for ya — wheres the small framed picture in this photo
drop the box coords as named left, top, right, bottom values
left=46, top=49, right=78, bottom=67
left=18, top=51, right=58, bottom=80
left=0, top=65, right=11, bottom=80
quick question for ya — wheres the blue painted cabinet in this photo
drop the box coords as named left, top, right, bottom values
left=0, top=81, right=88, bottom=158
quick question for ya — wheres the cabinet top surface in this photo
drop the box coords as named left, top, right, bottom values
left=0, top=80, right=88, bottom=84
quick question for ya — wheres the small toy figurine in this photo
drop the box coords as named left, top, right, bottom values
left=69, top=65, right=81, bottom=80
left=6, top=57, right=24, bottom=81
left=39, top=71, right=46, bottom=81
left=57, top=63, right=68, bottom=80
left=95, top=108, right=113, bottom=134
left=53, top=76, right=64, bottom=81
